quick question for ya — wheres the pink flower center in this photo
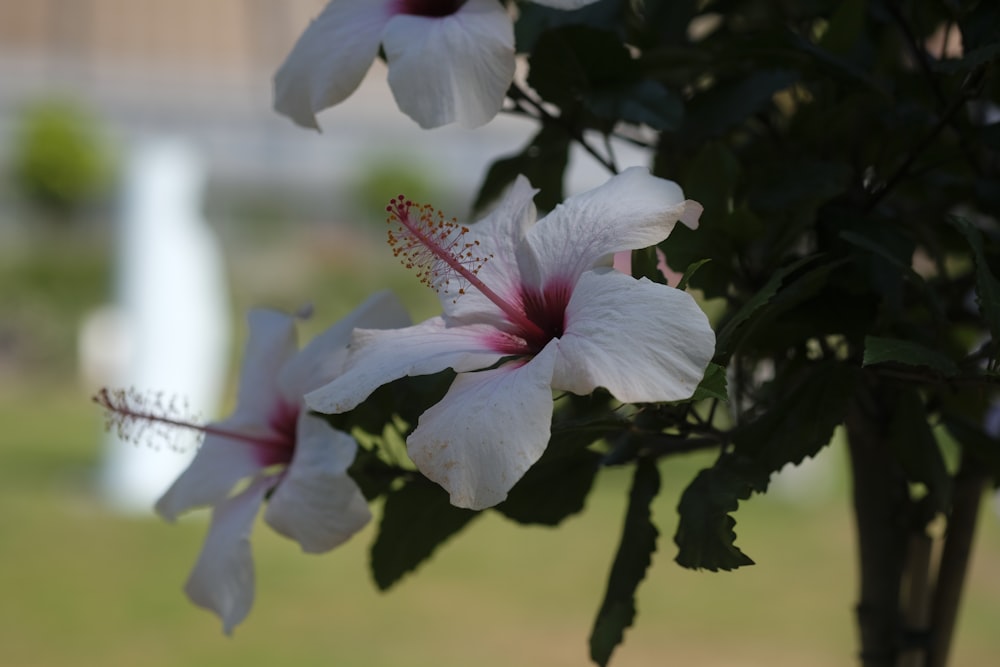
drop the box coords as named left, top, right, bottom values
left=520, top=281, right=572, bottom=350
left=387, top=196, right=572, bottom=356
left=396, top=0, right=464, bottom=17
left=254, top=399, right=299, bottom=467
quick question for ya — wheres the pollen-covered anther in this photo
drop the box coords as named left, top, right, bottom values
left=385, top=194, right=490, bottom=298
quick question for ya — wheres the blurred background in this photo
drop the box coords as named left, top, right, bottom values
left=0, top=2, right=997, bottom=666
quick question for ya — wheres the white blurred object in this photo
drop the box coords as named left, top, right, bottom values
left=769, top=446, right=838, bottom=505
left=97, top=137, right=230, bottom=513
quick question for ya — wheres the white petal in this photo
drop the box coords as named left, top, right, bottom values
left=383, top=0, right=515, bottom=128
left=440, top=176, right=539, bottom=327
left=279, top=290, right=411, bottom=399
left=227, top=309, right=298, bottom=431
left=518, top=167, right=701, bottom=288
left=183, top=474, right=273, bottom=635
left=553, top=270, right=715, bottom=402
left=274, top=0, right=393, bottom=130
left=306, top=317, right=505, bottom=414
left=264, top=414, right=371, bottom=553
left=155, top=430, right=265, bottom=521
left=407, top=344, right=558, bottom=510
left=530, top=0, right=601, bottom=8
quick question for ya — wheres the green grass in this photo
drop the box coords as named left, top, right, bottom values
left=2, top=230, right=999, bottom=666
left=1, top=385, right=999, bottom=667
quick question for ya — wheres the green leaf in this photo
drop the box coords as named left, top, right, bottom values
left=689, top=362, right=728, bottom=402
left=819, top=0, right=867, bottom=55
left=528, top=26, right=631, bottom=114
left=528, top=25, right=681, bottom=130
left=675, top=258, right=711, bottom=292
left=589, top=458, right=660, bottom=667
left=323, top=371, right=455, bottom=437
left=676, top=362, right=857, bottom=571
left=660, top=142, right=741, bottom=298
left=586, top=79, right=683, bottom=130
left=949, top=216, right=1000, bottom=358
left=735, top=361, right=857, bottom=472
left=370, top=477, right=480, bottom=590
left=862, top=336, right=959, bottom=376
left=495, top=446, right=602, bottom=526
left=678, top=69, right=797, bottom=143
left=473, top=125, right=569, bottom=214
left=747, top=159, right=851, bottom=213
left=958, top=2, right=999, bottom=52
left=346, top=445, right=399, bottom=501
left=714, top=256, right=816, bottom=361
left=674, top=458, right=757, bottom=571
left=515, top=0, right=625, bottom=54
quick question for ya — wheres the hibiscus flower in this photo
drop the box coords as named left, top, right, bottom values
left=306, top=168, right=715, bottom=510
left=107, top=292, right=409, bottom=632
left=274, top=0, right=601, bottom=130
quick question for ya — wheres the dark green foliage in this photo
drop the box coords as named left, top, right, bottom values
left=862, top=336, right=959, bottom=376
left=515, top=0, right=626, bottom=54
left=674, top=459, right=758, bottom=571
left=589, top=458, right=660, bottom=667
left=676, top=362, right=857, bottom=571
left=950, top=217, right=1000, bottom=364
left=689, top=362, right=728, bottom=403
left=528, top=25, right=682, bottom=131
left=322, top=371, right=455, bottom=438
left=472, top=125, right=569, bottom=214
left=888, top=389, right=952, bottom=514
left=713, top=257, right=817, bottom=361
left=495, top=444, right=602, bottom=526
left=362, top=1, right=1000, bottom=663
left=370, top=476, right=480, bottom=590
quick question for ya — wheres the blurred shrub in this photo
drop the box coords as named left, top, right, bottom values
left=354, top=158, right=440, bottom=221
left=9, top=99, right=114, bottom=222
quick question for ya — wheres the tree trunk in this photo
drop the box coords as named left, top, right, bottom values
left=846, top=389, right=912, bottom=667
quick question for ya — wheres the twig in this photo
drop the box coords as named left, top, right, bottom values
left=507, top=82, right=620, bottom=175
left=865, top=64, right=987, bottom=211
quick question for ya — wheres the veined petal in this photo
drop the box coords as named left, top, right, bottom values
left=383, top=0, right=515, bottom=128
left=274, top=0, right=393, bottom=130
left=407, top=344, right=558, bottom=510
left=279, top=291, right=411, bottom=400
left=264, top=414, right=371, bottom=553
left=155, top=432, right=265, bottom=521
left=227, top=309, right=298, bottom=431
left=518, top=167, right=702, bottom=288
left=306, top=317, right=505, bottom=414
left=441, top=176, right=539, bottom=326
left=553, top=270, right=715, bottom=402
left=183, top=474, right=273, bottom=635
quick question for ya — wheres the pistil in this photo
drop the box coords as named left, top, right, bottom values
left=94, top=387, right=294, bottom=453
left=386, top=196, right=547, bottom=343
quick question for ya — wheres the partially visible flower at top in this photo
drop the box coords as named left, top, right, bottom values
left=306, top=167, right=715, bottom=510
left=96, top=291, right=409, bottom=633
left=274, top=0, right=601, bottom=130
